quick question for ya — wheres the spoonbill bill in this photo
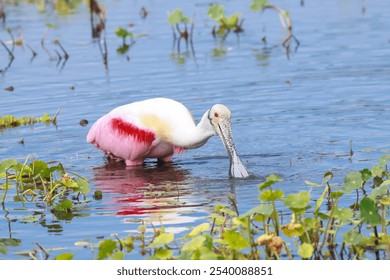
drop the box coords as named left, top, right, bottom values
left=87, top=98, right=249, bottom=178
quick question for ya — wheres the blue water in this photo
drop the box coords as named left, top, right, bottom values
left=0, top=0, right=389, bottom=259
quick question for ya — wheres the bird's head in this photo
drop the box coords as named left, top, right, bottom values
left=207, top=104, right=249, bottom=178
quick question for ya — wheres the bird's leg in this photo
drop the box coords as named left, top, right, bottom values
left=158, top=154, right=173, bottom=164
left=105, top=152, right=123, bottom=162
left=125, top=159, right=144, bottom=166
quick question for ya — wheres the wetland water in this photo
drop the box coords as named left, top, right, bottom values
left=0, top=0, right=389, bottom=259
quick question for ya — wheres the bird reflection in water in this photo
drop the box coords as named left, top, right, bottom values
left=91, top=161, right=200, bottom=220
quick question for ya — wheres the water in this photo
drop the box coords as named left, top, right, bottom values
left=0, top=0, right=389, bottom=259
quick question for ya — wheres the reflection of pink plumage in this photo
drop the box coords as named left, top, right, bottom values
left=87, top=98, right=249, bottom=178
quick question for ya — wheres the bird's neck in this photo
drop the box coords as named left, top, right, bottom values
left=174, top=110, right=216, bottom=149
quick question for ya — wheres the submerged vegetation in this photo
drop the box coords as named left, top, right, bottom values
left=1, top=156, right=389, bottom=260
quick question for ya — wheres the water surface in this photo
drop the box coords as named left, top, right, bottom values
left=0, top=0, right=389, bottom=259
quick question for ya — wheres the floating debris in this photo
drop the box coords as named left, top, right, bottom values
left=79, top=119, right=89, bottom=127
left=139, top=7, right=148, bottom=19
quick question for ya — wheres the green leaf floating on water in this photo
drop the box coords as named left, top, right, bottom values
left=360, top=197, right=381, bottom=226
left=20, top=215, right=40, bottom=223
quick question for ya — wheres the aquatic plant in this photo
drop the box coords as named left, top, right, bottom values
left=207, top=3, right=244, bottom=40
left=42, top=155, right=390, bottom=260
left=167, top=8, right=194, bottom=53
left=0, top=112, right=57, bottom=131
left=250, top=0, right=299, bottom=58
left=115, top=27, right=136, bottom=55
left=114, top=26, right=146, bottom=55
left=0, top=157, right=89, bottom=206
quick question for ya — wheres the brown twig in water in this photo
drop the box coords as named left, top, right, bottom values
left=53, top=108, right=60, bottom=125
left=36, top=242, right=49, bottom=260
left=6, top=28, right=15, bottom=53
left=1, top=39, right=14, bottom=60
left=26, top=44, right=38, bottom=60
left=0, top=4, right=6, bottom=24
left=41, top=28, right=53, bottom=59
left=263, top=4, right=300, bottom=58
left=54, top=39, right=69, bottom=60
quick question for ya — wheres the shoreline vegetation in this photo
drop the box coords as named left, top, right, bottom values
left=1, top=155, right=389, bottom=260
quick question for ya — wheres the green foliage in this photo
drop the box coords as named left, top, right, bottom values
left=148, top=233, right=174, bottom=248
left=250, top=0, right=268, bottom=11
left=97, top=239, right=118, bottom=260
left=258, top=174, right=282, bottom=190
left=186, top=223, right=210, bottom=238
left=222, top=231, right=250, bottom=250
left=0, top=113, right=54, bottom=131
left=207, top=4, right=243, bottom=38
left=6, top=155, right=390, bottom=260
left=282, top=191, right=310, bottom=210
left=167, top=8, right=190, bottom=25
left=259, top=189, right=284, bottom=201
left=115, top=27, right=135, bottom=40
left=298, top=243, right=314, bottom=259
left=344, top=171, right=363, bottom=191
left=0, top=157, right=89, bottom=205
left=54, top=252, right=74, bottom=260
left=0, top=242, right=6, bottom=255
left=360, top=197, right=381, bottom=226
left=115, top=27, right=145, bottom=55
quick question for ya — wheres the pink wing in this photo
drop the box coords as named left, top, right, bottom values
left=87, top=114, right=157, bottom=161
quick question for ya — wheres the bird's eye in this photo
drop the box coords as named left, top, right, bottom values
left=214, top=112, right=219, bottom=118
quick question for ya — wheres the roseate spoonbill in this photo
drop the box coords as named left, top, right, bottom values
left=87, top=98, right=249, bottom=178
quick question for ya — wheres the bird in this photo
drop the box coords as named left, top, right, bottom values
left=87, top=98, right=249, bottom=178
